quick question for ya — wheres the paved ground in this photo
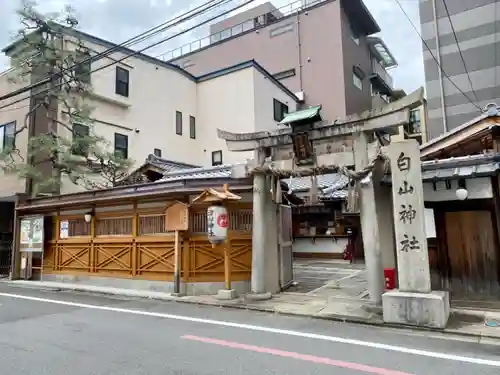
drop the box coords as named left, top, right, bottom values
left=1, top=284, right=500, bottom=374
left=287, top=259, right=368, bottom=298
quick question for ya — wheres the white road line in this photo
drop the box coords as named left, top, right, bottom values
left=0, top=291, right=499, bottom=367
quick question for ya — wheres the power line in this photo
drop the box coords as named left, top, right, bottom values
left=441, top=0, right=479, bottom=104
left=393, top=0, right=483, bottom=112
left=0, top=0, right=253, bottom=112
left=0, top=0, right=226, bottom=103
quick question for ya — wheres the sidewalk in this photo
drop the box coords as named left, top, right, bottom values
left=5, top=279, right=500, bottom=341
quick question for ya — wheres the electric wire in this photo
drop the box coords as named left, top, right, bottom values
left=441, top=0, right=480, bottom=104
left=0, top=0, right=252, bottom=112
left=0, top=0, right=228, bottom=104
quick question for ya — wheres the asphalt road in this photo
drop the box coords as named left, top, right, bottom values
left=0, top=284, right=499, bottom=374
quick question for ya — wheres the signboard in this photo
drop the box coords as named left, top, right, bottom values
left=165, top=201, right=189, bottom=231
left=60, top=220, right=69, bottom=239
left=387, top=140, right=431, bottom=293
left=20, top=216, right=44, bottom=252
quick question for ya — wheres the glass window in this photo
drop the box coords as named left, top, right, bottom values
left=353, top=72, right=363, bottom=90
left=176, top=111, right=182, bottom=135
left=72, top=123, right=89, bottom=156
left=212, top=150, right=222, bottom=166
left=0, top=122, right=15, bottom=153
left=189, top=116, right=196, bottom=139
left=115, top=66, right=129, bottom=97
left=114, top=133, right=128, bottom=159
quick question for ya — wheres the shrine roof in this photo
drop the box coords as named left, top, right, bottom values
left=382, top=153, right=500, bottom=183
left=279, top=106, right=322, bottom=125
left=286, top=173, right=348, bottom=193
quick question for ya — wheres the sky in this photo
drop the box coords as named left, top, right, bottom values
left=0, top=0, right=423, bottom=93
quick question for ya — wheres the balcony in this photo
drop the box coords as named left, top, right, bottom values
left=369, top=59, right=394, bottom=99
left=156, top=0, right=329, bottom=61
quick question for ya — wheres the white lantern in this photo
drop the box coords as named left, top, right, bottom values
left=84, top=213, right=92, bottom=223
left=207, top=205, right=229, bottom=244
left=456, top=188, right=468, bottom=201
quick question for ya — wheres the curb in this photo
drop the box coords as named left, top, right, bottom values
left=5, top=281, right=500, bottom=342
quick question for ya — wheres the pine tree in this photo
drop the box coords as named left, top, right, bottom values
left=0, top=0, right=132, bottom=195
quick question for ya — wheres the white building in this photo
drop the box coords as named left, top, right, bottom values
left=0, top=28, right=298, bottom=197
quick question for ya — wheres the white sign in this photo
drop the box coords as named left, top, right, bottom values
left=387, top=140, right=431, bottom=293
left=60, top=220, right=69, bottom=239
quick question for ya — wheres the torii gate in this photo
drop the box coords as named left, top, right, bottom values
left=218, top=87, right=450, bottom=329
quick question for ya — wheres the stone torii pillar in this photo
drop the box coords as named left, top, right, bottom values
left=382, top=139, right=450, bottom=328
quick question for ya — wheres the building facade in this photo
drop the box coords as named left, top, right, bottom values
left=419, top=0, right=500, bottom=139
left=0, top=29, right=297, bottom=198
left=164, top=0, right=399, bottom=122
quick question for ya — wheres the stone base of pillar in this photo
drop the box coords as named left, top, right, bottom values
left=216, top=289, right=238, bottom=300
left=245, top=292, right=272, bottom=301
left=382, top=290, right=450, bottom=329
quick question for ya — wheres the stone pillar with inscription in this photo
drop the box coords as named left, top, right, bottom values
left=382, top=140, right=450, bottom=328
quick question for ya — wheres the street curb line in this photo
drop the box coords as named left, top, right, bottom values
left=4, top=281, right=499, bottom=343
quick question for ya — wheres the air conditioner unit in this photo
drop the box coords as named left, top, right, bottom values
left=295, top=91, right=305, bottom=102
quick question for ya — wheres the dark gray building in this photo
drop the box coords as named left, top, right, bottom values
left=420, top=0, right=500, bottom=139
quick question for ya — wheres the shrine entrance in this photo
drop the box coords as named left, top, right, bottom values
left=218, top=88, right=425, bottom=304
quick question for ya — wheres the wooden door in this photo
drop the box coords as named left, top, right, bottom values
left=445, top=211, right=500, bottom=298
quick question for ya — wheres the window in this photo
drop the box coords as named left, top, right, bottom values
left=114, top=133, right=128, bottom=159
left=273, top=99, right=288, bottom=122
left=0, top=121, right=15, bottom=153
left=212, top=150, right=222, bottom=166
left=74, top=51, right=91, bottom=84
left=353, top=71, right=363, bottom=90
left=189, top=115, right=196, bottom=139
left=115, top=66, right=129, bottom=97
left=273, top=69, right=296, bottom=81
left=154, top=148, right=162, bottom=157
left=72, top=123, right=89, bottom=156
left=221, top=28, right=231, bottom=40
left=407, top=109, right=422, bottom=135
left=270, top=23, right=294, bottom=37
left=176, top=111, right=183, bottom=135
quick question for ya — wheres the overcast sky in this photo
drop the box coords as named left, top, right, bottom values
left=0, top=0, right=423, bottom=93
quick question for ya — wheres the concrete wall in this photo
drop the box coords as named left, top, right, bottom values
left=339, top=6, right=373, bottom=115
left=0, top=71, right=29, bottom=199
left=293, top=237, right=348, bottom=255
left=420, top=0, right=500, bottom=139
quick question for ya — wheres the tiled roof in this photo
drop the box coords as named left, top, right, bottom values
left=382, top=153, right=500, bottom=183
left=159, top=166, right=350, bottom=198
left=145, top=154, right=199, bottom=172
left=161, top=164, right=235, bottom=182
left=321, top=189, right=348, bottom=200
left=283, top=173, right=349, bottom=193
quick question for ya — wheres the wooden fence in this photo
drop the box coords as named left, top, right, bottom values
left=43, top=203, right=252, bottom=283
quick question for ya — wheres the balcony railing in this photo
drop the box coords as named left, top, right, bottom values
left=157, top=0, right=328, bottom=61
left=371, top=58, right=393, bottom=89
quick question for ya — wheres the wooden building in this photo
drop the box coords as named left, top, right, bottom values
left=417, top=111, right=500, bottom=307
left=13, top=163, right=302, bottom=296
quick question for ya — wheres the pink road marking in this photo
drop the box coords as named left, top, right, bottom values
left=182, top=335, right=414, bottom=375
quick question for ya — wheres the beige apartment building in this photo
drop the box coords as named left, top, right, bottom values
left=0, top=28, right=298, bottom=199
